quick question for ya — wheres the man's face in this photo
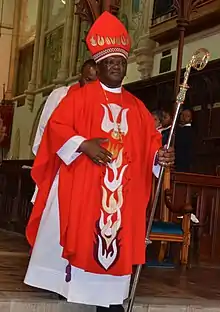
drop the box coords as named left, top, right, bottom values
left=81, top=65, right=97, bottom=86
left=161, top=111, right=172, bottom=127
left=180, top=110, right=192, bottom=125
left=97, top=56, right=127, bottom=88
left=153, top=114, right=161, bottom=129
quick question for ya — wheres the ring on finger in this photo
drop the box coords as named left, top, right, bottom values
left=93, top=158, right=101, bottom=164
left=159, top=161, right=166, bottom=167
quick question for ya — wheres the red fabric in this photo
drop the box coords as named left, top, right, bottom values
left=86, top=12, right=131, bottom=62
left=67, top=82, right=80, bottom=95
left=26, top=80, right=161, bottom=276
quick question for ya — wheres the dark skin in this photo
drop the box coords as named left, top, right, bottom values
left=79, top=55, right=174, bottom=167
left=79, top=63, right=97, bottom=87
left=179, top=109, right=192, bottom=126
left=161, top=111, right=173, bottom=128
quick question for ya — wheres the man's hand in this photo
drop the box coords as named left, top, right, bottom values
left=157, top=146, right=175, bottom=167
left=78, top=138, right=112, bottom=165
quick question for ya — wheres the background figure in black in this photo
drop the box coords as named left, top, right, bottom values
left=175, top=109, right=194, bottom=172
left=161, top=109, right=173, bottom=146
left=151, top=110, right=162, bottom=132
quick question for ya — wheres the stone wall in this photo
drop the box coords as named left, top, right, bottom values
left=0, top=0, right=14, bottom=99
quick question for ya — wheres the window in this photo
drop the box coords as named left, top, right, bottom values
left=153, top=0, right=173, bottom=19
left=15, top=43, right=34, bottom=96
left=41, top=26, right=64, bottom=86
left=159, top=49, right=172, bottom=73
left=132, top=0, right=140, bottom=14
left=152, top=0, right=175, bottom=24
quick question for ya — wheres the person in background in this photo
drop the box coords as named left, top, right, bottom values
left=32, top=59, right=97, bottom=156
left=31, top=59, right=97, bottom=203
left=175, top=108, right=194, bottom=172
left=152, top=110, right=162, bottom=132
left=161, top=109, right=173, bottom=146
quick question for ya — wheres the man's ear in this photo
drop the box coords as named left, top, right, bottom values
left=96, top=63, right=101, bottom=75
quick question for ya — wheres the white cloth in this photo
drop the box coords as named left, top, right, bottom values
left=160, top=125, right=171, bottom=132
left=177, top=214, right=199, bottom=223
left=181, top=123, right=192, bottom=127
left=33, top=86, right=72, bottom=156
left=25, top=84, right=160, bottom=306
left=31, top=86, right=71, bottom=204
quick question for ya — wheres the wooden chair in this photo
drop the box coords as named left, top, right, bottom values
left=149, top=168, right=194, bottom=267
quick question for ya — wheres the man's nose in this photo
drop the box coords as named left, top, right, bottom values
left=113, top=63, right=121, bottom=70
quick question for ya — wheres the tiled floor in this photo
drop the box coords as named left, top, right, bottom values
left=1, top=229, right=220, bottom=310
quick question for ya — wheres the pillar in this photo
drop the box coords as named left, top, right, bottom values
left=134, top=0, right=156, bottom=79
left=55, top=0, right=74, bottom=84
left=36, top=1, right=49, bottom=88
left=68, top=9, right=80, bottom=77
left=5, top=0, right=22, bottom=100
left=25, top=0, right=44, bottom=111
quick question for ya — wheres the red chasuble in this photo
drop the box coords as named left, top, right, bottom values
left=26, top=80, right=161, bottom=276
left=67, top=82, right=80, bottom=94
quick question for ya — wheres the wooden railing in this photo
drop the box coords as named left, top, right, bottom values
left=152, top=0, right=215, bottom=25
left=0, top=160, right=34, bottom=234
left=150, top=0, right=220, bottom=44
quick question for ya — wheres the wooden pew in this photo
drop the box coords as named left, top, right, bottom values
left=171, top=172, right=220, bottom=265
left=0, top=160, right=34, bottom=234
left=149, top=169, right=194, bottom=267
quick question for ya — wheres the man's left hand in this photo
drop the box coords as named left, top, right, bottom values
left=157, top=146, right=175, bottom=167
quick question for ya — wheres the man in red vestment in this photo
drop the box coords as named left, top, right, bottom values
left=24, top=12, right=174, bottom=312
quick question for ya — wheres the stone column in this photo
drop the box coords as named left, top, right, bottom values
left=36, top=1, right=49, bottom=88
left=55, top=0, right=74, bottom=84
left=133, top=0, right=156, bottom=79
left=26, top=0, right=44, bottom=111
left=5, top=0, right=22, bottom=100
left=68, top=10, right=80, bottom=78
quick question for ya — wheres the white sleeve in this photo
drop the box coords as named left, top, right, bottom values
left=152, top=151, right=161, bottom=178
left=31, top=186, right=38, bottom=204
left=31, top=136, right=86, bottom=204
left=57, top=136, right=87, bottom=165
left=32, top=86, right=70, bottom=156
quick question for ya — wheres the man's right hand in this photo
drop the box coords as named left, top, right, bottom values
left=78, top=138, right=112, bottom=165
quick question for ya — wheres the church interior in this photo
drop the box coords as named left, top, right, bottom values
left=0, top=0, right=220, bottom=311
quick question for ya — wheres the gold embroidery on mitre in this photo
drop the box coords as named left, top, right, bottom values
left=116, top=37, right=121, bottom=45
left=110, top=37, right=116, bottom=44
left=98, top=35, right=105, bottom=46
left=90, top=36, right=97, bottom=47
left=121, top=35, right=127, bottom=46
left=105, top=37, right=111, bottom=45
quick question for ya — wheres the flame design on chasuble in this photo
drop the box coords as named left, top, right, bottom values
left=94, top=103, right=129, bottom=271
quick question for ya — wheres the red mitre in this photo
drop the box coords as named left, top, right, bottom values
left=86, top=11, right=131, bottom=63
